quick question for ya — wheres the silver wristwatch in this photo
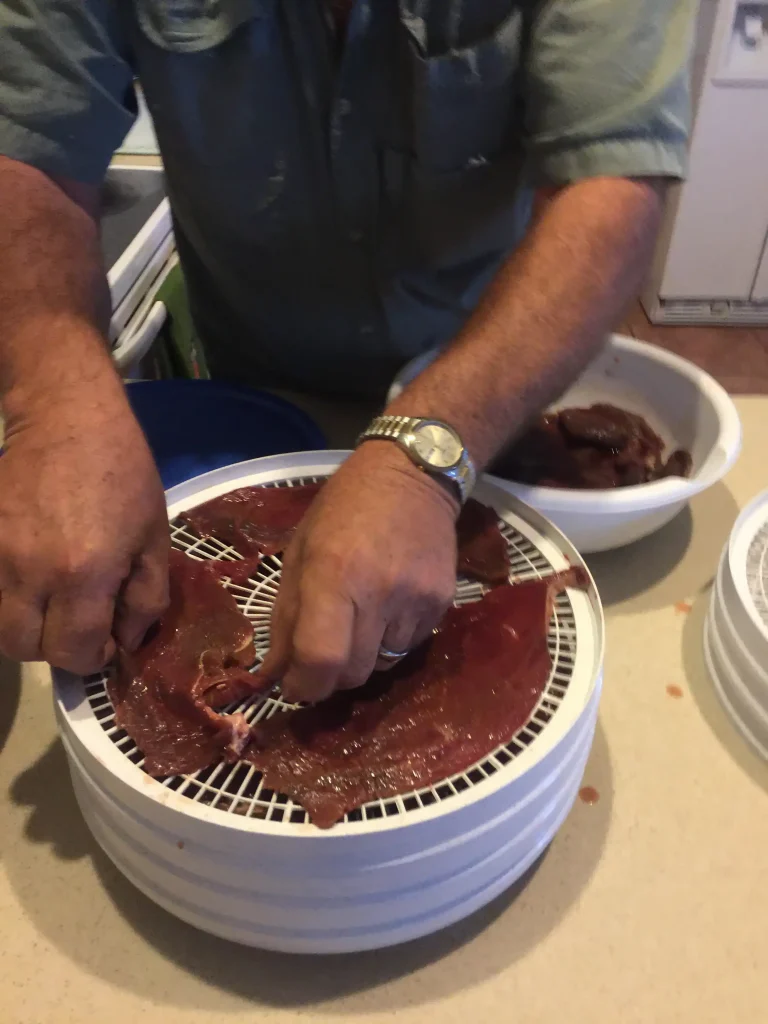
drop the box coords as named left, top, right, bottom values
left=357, top=415, right=477, bottom=504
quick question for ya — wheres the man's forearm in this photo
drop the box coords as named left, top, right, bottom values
left=0, top=156, right=118, bottom=421
left=386, top=176, right=665, bottom=468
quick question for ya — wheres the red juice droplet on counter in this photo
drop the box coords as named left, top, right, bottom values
left=578, top=785, right=600, bottom=805
left=666, top=684, right=684, bottom=699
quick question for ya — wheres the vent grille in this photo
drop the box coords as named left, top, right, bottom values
left=644, top=295, right=768, bottom=326
left=84, top=477, right=578, bottom=827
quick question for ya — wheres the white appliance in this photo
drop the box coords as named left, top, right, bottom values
left=643, top=0, right=768, bottom=324
left=102, top=164, right=175, bottom=376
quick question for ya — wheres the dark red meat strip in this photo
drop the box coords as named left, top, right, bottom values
left=493, top=413, right=577, bottom=486
left=206, top=554, right=265, bottom=586
left=183, top=482, right=509, bottom=585
left=559, top=405, right=632, bottom=449
left=494, top=403, right=690, bottom=489
left=108, top=549, right=267, bottom=776
left=244, top=569, right=586, bottom=828
left=181, top=482, right=324, bottom=557
left=456, top=498, right=509, bottom=584
left=660, top=448, right=693, bottom=478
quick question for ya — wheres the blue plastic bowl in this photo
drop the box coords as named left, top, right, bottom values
left=126, top=380, right=326, bottom=489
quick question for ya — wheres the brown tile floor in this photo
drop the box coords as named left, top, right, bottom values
left=619, top=301, right=768, bottom=395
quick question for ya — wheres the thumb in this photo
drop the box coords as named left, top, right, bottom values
left=114, top=540, right=170, bottom=652
left=260, top=551, right=303, bottom=682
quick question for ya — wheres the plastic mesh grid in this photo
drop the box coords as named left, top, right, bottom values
left=83, top=477, right=579, bottom=826
left=746, top=523, right=768, bottom=630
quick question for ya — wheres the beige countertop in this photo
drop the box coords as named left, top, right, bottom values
left=2, top=395, right=767, bottom=1024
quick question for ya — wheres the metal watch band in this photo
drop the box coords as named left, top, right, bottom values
left=357, top=415, right=477, bottom=504
left=362, top=414, right=417, bottom=439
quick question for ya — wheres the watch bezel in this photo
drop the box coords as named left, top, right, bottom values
left=404, top=419, right=464, bottom=472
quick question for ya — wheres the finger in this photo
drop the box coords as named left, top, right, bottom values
left=260, top=546, right=301, bottom=682
left=374, top=600, right=450, bottom=673
left=41, top=589, right=117, bottom=675
left=114, top=542, right=171, bottom=652
left=380, top=617, right=419, bottom=656
left=280, top=593, right=354, bottom=704
left=337, top=607, right=387, bottom=690
left=260, top=594, right=298, bottom=683
left=0, top=591, right=45, bottom=663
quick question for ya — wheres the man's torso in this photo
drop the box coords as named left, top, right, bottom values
left=129, top=0, right=533, bottom=397
left=0, top=0, right=693, bottom=397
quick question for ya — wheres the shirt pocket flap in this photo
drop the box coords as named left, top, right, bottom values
left=402, top=4, right=525, bottom=173
left=136, top=0, right=261, bottom=53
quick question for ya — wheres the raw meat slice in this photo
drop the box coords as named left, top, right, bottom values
left=109, top=549, right=266, bottom=776
left=183, top=482, right=507, bottom=584
left=660, top=448, right=693, bottom=478
left=207, top=554, right=265, bottom=586
left=455, top=498, right=509, bottom=584
left=495, top=403, right=690, bottom=489
left=244, top=569, right=586, bottom=828
left=181, top=482, right=324, bottom=557
left=559, top=405, right=631, bottom=449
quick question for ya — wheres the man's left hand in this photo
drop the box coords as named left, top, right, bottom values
left=261, top=443, right=459, bottom=703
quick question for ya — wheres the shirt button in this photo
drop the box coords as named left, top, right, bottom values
left=348, top=229, right=364, bottom=243
left=338, top=99, right=352, bottom=116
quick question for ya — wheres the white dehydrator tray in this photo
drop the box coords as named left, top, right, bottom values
left=54, top=451, right=605, bottom=954
left=705, top=490, right=768, bottom=759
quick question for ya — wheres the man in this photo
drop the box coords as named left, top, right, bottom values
left=0, top=1, right=693, bottom=702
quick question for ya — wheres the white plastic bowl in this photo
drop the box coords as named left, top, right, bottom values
left=388, top=334, right=742, bottom=553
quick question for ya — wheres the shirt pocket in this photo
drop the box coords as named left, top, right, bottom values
left=136, top=0, right=260, bottom=53
left=401, top=3, right=525, bottom=174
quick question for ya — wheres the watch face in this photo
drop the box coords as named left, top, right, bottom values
left=410, top=422, right=463, bottom=469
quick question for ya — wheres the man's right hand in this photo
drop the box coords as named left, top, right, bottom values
left=0, top=379, right=170, bottom=674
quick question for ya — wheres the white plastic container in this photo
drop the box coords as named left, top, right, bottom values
left=705, top=490, right=768, bottom=759
left=54, top=451, right=604, bottom=953
left=389, top=334, right=742, bottom=553
left=112, top=253, right=179, bottom=378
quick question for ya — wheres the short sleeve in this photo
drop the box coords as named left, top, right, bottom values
left=0, top=0, right=136, bottom=184
left=524, top=0, right=695, bottom=185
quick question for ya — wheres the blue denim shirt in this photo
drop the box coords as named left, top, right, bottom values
left=0, top=0, right=693, bottom=397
